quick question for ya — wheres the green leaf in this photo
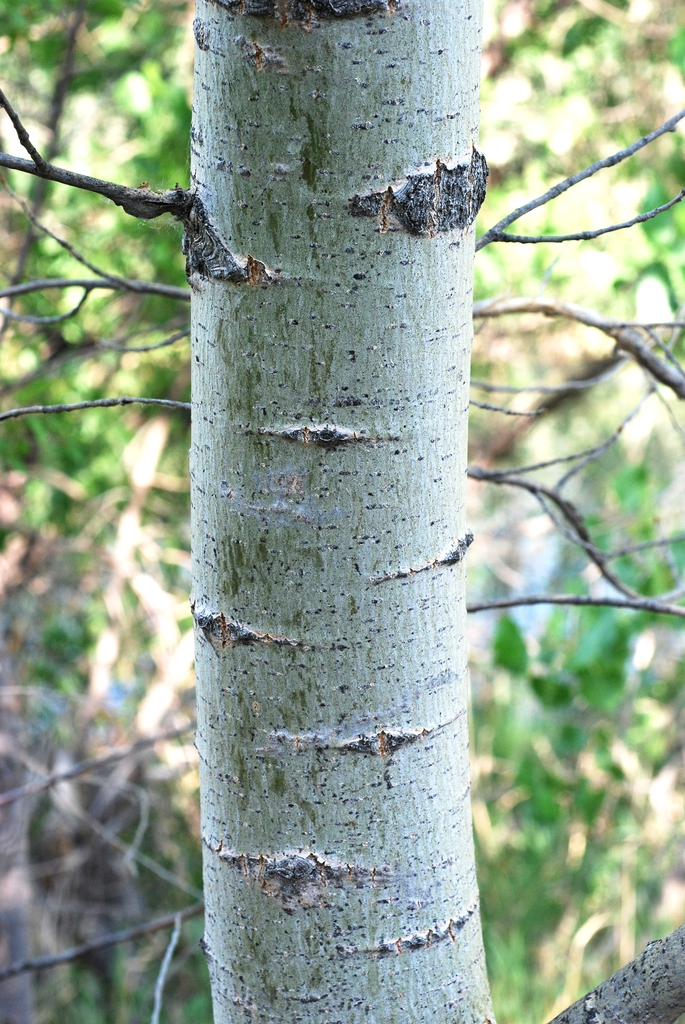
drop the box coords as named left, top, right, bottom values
left=494, top=616, right=528, bottom=675
left=530, top=675, right=573, bottom=708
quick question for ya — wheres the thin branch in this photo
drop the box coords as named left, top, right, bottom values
left=0, top=151, right=190, bottom=221
left=481, top=189, right=685, bottom=246
left=473, top=296, right=685, bottom=400
left=0, top=721, right=195, bottom=809
left=555, top=388, right=652, bottom=489
left=4, top=1, right=87, bottom=304
left=470, top=359, right=626, bottom=395
left=466, top=594, right=685, bottom=618
left=0, top=87, right=46, bottom=170
left=66, top=801, right=202, bottom=898
left=1, top=174, right=140, bottom=285
left=150, top=915, right=182, bottom=1024
left=476, top=108, right=685, bottom=250
left=468, top=466, right=641, bottom=599
left=546, top=924, right=685, bottom=1024
left=0, top=904, right=204, bottom=982
left=0, top=289, right=88, bottom=325
left=0, top=396, right=191, bottom=425
left=0, top=277, right=189, bottom=302
left=99, top=328, right=190, bottom=353
left=477, top=401, right=644, bottom=476
left=606, top=532, right=685, bottom=559
left=470, top=399, right=542, bottom=416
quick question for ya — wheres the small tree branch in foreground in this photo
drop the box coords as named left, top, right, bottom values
left=473, top=296, right=685, bottom=399
left=150, top=915, right=182, bottom=1024
left=466, top=594, right=685, bottom=618
left=0, top=151, right=190, bottom=221
left=0, top=903, right=204, bottom=983
left=482, top=189, right=685, bottom=246
left=470, top=399, right=543, bottom=416
left=476, top=107, right=685, bottom=250
left=546, top=925, right=685, bottom=1024
left=0, top=397, right=190, bottom=425
left=0, top=88, right=46, bottom=171
left=0, top=278, right=189, bottom=302
left=0, top=721, right=195, bottom=809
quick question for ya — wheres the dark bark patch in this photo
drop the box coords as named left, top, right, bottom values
left=193, top=18, right=211, bottom=50
left=210, top=0, right=397, bottom=22
left=207, top=845, right=392, bottom=910
left=235, top=35, right=287, bottom=70
left=258, top=424, right=382, bottom=447
left=261, top=724, right=439, bottom=755
left=182, top=195, right=277, bottom=286
left=339, top=727, right=429, bottom=756
left=372, top=530, right=474, bottom=584
left=193, top=604, right=305, bottom=649
left=349, top=150, right=488, bottom=236
left=338, top=902, right=478, bottom=957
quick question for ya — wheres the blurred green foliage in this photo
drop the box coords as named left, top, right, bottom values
left=0, top=1, right=684, bottom=1023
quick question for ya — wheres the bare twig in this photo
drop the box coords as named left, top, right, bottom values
left=470, top=399, right=542, bottom=416
left=0, top=397, right=190, bottom=425
left=477, top=108, right=685, bottom=250
left=98, top=328, right=190, bottom=353
left=0, top=87, right=46, bottom=170
left=3, top=1, right=87, bottom=306
left=0, top=721, right=195, bottom=809
left=468, top=466, right=641, bottom=599
left=150, top=915, right=182, bottom=1024
left=0, top=151, right=190, bottom=221
left=0, top=904, right=204, bottom=982
left=470, top=359, right=626, bottom=395
left=1, top=175, right=141, bottom=286
left=606, top=532, right=685, bottom=560
left=0, top=289, right=89, bottom=325
left=466, top=594, right=685, bottom=618
left=0, top=278, right=189, bottom=302
left=473, top=296, right=685, bottom=399
left=480, top=189, right=685, bottom=246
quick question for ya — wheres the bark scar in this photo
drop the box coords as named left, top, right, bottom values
left=349, top=150, right=488, bottom=236
left=182, top=195, right=278, bottom=287
left=192, top=603, right=306, bottom=649
left=372, top=530, right=474, bottom=584
left=204, top=842, right=392, bottom=911
left=209, top=0, right=399, bottom=21
left=337, top=903, right=478, bottom=957
left=259, top=722, right=454, bottom=756
left=258, top=424, right=385, bottom=447
left=235, top=35, right=287, bottom=70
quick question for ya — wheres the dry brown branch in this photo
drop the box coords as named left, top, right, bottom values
left=0, top=903, right=204, bottom=983
left=0, top=151, right=189, bottom=221
left=473, top=296, right=685, bottom=399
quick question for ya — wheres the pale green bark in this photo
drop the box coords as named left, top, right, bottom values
left=189, top=2, right=492, bottom=1021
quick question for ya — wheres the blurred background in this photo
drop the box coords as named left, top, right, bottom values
left=0, top=1, right=684, bottom=1021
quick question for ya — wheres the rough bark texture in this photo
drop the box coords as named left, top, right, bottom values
left=548, top=926, right=685, bottom=1024
left=189, top=2, right=491, bottom=1021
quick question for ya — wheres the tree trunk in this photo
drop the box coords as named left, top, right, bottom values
left=189, top=2, right=491, bottom=1021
